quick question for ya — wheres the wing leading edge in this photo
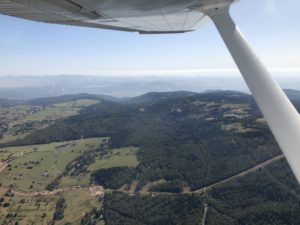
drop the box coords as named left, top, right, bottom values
left=0, top=0, right=219, bottom=33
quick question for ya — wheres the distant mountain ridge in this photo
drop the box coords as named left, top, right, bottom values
left=126, top=91, right=197, bottom=104
left=1, top=89, right=300, bottom=108
left=23, top=89, right=300, bottom=106
left=25, top=93, right=119, bottom=106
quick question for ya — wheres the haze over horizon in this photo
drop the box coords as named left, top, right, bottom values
left=1, top=74, right=300, bottom=99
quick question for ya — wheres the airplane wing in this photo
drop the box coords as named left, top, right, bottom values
left=0, top=0, right=213, bottom=33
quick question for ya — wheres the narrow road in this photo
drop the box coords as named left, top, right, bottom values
left=0, top=186, right=85, bottom=196
left=194, top=154, right=284, bottom=193
left=0, top=161, right=7, bottom=172
left=0, top=151, right=33, bottom=173
left=201, top=203, right=208, bottom=225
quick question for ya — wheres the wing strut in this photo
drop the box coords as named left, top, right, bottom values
left=207, top=7, right=300, bottom=183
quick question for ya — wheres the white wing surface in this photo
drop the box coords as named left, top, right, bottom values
left=0, top=0, right=229, bottom=33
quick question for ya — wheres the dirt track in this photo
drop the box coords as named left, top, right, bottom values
left=0, top=161, right=7, bottom=172
left=0, top=186, right=85, bottom=196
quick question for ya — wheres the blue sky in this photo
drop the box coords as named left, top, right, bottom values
left=0, top=0, right=299, bottom=76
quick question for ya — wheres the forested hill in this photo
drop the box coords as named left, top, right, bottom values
left=125, top=91, right=196, bottom=104
left=0, top=98, right=21, bottom=107
left=2, top=90, right=260, bottom=146
left=1, top=90, right=299, bottom=224
left=2, top=90, right=292, bottom=190
left=284, top=89, right=300, bottom=104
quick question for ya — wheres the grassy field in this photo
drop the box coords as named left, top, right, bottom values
left=0, top=138, right=108, bottom=191
left=0, top=188, right=102, bottom=225
left=88, top=147, right=139, bottom=171
left=58, top=147, right=139, bottom=188
left=59, top=174, right=91, bottom=188
left=20, top=99, right=99, bottom=123
left=0, top=99, right=99, bottom=143
left=57, top=188, right=102, bottom=225
left=0, top=145, right=35, bottom=161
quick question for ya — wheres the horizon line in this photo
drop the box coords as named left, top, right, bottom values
left=1, top=68, right=300, bottom=77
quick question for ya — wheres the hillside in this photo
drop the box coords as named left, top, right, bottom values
left=0, top=91, right=292, bottom=189
left=25, top=93, right=119, bottom=106
left=125, top=91, right=196, bottom=104
left=0, top=98, right=21, bottom=107
left=0, top=91, right=299, bottom=225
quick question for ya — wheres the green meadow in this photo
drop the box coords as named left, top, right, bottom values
left=0, top=138, right=107, bottom=192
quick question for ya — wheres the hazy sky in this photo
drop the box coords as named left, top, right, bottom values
left=0, top=0, right=299, bottom=76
